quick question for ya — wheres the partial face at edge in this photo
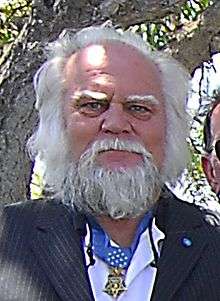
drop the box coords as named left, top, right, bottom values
left=62, top=41, right=167, bottom=171
left=202, top=103, right=220, bottom=193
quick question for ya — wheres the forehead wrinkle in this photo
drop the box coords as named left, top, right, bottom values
left=126, top=95, right=160, bottom=105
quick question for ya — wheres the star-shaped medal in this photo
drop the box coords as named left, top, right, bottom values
left=103, top=267, right=127, bottom=298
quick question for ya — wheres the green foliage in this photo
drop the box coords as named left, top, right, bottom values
left=0, top=0, right=32, bottom=48
left=30, top=156, right=47, bottom=200
left=129, top=0, right=213, bottom=50
left=30, top=167, right=45, bottom=199
left=183, top=88, right=220, bottom=203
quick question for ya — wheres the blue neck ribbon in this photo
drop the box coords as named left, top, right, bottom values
left=87, top=211, right=153, bottom=269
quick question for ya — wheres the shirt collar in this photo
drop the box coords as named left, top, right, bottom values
left=84, top=217, right=165, bottom=268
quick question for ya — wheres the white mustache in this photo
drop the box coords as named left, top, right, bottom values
left=80, top=137, right=152, bottom=163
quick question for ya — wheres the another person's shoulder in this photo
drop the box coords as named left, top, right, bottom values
left=159, top=188, right=220, bottom=234
left=177, top=195, right=220, bottom=240
left=177, top=194, right=220, bottom=228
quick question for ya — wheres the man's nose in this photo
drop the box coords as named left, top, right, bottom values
left=101, top=104, right=132, bottom=134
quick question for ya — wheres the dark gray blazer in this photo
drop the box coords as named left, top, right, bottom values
left=0, top=192, right=220, bottom=301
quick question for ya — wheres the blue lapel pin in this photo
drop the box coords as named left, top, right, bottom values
left=181, top=237, right=192, bottom=247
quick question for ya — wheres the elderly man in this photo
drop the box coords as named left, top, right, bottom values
left=1, top=26, right=220, bottom=301
left=202, top=93, right=220, bottom=199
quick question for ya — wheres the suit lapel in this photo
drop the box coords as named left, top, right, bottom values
left=30, top=201, right=94, bottom=301
left=29, top=194, right=210, bottom=301
left=151, top=195, right=209, bottom=301
left=151, top=228, right=207, bottom=300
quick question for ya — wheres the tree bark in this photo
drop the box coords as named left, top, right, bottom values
left=0, top=0, right=219, bottom=203
left=164, top=0, right=220, bottom=73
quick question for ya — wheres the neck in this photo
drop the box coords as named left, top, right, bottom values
left=96, top=214, right=144, bottom=247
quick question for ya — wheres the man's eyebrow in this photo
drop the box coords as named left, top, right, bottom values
left=71, top=90, right=108, bottom=102
left=126, top=95, right=160, bottom=105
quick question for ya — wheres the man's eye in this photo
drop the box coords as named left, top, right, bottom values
left=129, top=105, right=150, bottom=113
left=81, top=102, right=103, bottom=110
left=77, top=101, right=108, bottom=116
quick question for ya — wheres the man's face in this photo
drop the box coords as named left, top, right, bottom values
left=202, top=103, right=220, bottom=194
left=63, top=42, right=166, bottom=171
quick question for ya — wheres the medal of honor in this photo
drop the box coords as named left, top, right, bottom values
left=103, top=267, right=127, bottom=298
left=88, top=212, right=153, bottom=298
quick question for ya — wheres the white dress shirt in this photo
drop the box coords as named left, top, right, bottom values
left=84, top=218, right=165, bottom=300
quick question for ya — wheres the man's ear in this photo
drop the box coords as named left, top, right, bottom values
left=201, top=156, right=218, bottom=190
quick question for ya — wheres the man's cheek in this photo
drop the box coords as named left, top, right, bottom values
left=214, top=161, right=220, bottom=191
left=214, top=159, right=220, bottom=177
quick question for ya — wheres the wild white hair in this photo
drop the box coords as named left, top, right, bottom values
left=27, top=26, right=191, bottom=192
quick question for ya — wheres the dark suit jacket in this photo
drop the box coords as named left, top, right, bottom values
left=0, top=192, right=220, bottom=301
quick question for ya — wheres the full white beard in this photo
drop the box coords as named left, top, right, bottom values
left=63, top=138, right=163, bottom=219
